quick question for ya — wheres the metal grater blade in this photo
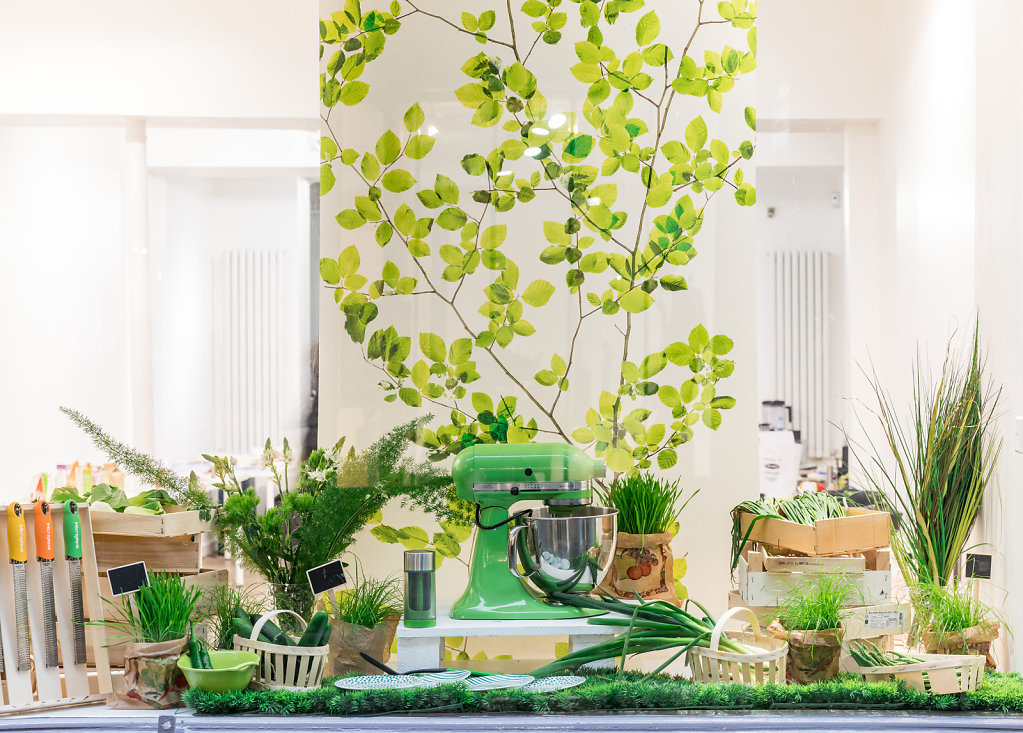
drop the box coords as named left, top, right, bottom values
left=69, top=558, right=87, bottom=665
left=40, top=561, right=59, bottom=668
left=0, top=617, right=5, bottom=673
left=12, top=564, right=30, bottom=671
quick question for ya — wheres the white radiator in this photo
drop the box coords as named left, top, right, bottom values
left=766, top=251, right=831, bottom=459
left=212, top=250, right=286, bottom=454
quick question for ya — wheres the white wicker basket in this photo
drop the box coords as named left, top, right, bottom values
left=232, top=609, right=330, bottom=690
left=688, top=606, right=788, bottom=685
left=852, top=653, right=985, bottom=694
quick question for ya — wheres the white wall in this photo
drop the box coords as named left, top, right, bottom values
left=0, top=0, right=317, bottom=122
left=0, top=3, right=319, bottom=499
left=0, top=125, right=130, bottom=491
left=763, top=0, right=1023, bottom=670
left=319, top=0, right=759, bottom=631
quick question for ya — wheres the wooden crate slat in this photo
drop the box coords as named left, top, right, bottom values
left=88, top=509, right=213, bottom=538
left=94, top=533, right=201, bottom=575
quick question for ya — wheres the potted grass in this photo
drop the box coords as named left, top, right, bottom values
left=96, top=572, right=202, bottom=709
left=768, top=573, right=852, bottom=683
left=327, top=572, right=402, bottom=675
left=597, top=473, right=697, bottom=604
left=914, top=581, right=1003, bottom=669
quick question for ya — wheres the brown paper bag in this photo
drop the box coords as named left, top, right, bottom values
left=107, top=637, right=188, bottom=710
left=329, top=616, right=400, bottom=675
left=770, top=621, right=844, bottom=683
left=599, top=531, right=678, bottom=604
left=923, top=620, right=999, bottom=668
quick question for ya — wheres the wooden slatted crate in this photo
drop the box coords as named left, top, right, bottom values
left=737, top=507, right=891, bottom=557
left=735, top=547, right=893, bottom=607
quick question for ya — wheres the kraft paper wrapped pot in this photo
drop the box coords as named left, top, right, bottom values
left=923, top=620, right=1000, bottom=669
left=329, top=614, right=400, bottom=675
left=599, top=531, right=679, bottom=604
left=769, top=621, right=845, bottom=684
left=107, top=637, right=189, bottom=710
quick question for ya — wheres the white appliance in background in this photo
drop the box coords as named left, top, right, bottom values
left=758, top=429, right=802, bottom=499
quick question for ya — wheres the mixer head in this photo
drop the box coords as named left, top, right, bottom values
left=452, top=443, right=606, bottom=505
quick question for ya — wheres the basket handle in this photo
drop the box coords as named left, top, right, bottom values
left=250, top=609, right=308, bottom=642
left=710, top=606, right=762, bottom=652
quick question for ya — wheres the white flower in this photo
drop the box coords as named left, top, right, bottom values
left=307, top=469, right=328, bottom=483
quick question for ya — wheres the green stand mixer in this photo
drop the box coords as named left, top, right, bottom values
left=450, top=443, right=618, bottom=620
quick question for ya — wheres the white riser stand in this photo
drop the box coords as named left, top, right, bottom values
left=396, top=612, right=618, bottom=672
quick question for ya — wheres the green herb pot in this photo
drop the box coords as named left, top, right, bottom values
left=177, top=650, right=259, bottom=693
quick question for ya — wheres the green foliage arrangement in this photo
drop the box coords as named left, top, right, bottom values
left=853, top=323, right=1001, bottom=587
left=209, top=418, right=467, bottom=610
left=51, top=484, right=176, bottom=516
left=202, top=585, right=270, bottom=650
left=185, top=670, right=1023, bottom=716
left=331, top=572, right=402, bottom=629
left=319, top=0, right=755, bottom=476
left=912, top=581, right=1004, bottom=642
left=59, top=406, right=212, bottom=513
left=598, top=471, right=696, bottom=534
left=96, top=572, right=202, bottom=644
left=775, top=573, right=854, bottom=632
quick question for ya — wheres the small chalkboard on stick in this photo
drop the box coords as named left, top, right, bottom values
left=307, top=560, right=347, bottom=596
left=107, top=561, right=149, bottom=596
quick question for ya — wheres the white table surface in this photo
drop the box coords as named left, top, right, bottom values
left=395, top=611, right=619, bottom=638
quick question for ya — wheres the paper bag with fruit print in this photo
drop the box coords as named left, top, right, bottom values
left=599, top=531, right=680, bottom=605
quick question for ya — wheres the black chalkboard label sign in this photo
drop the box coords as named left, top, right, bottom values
left=965, top=553, right=992, bottom=580
left=307, top=560, right=347, bottom=596
left=107, top=561, right=149, bottom=596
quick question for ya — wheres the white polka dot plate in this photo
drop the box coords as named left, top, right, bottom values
left=520, top=675, right=586, bottom=693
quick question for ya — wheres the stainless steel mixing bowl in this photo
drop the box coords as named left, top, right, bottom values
left=507, top=506, right=618, bottom=595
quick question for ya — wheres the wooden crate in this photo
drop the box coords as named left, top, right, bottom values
left=91, top=507, right=212, bottom=577
left=84, top=568, right=229, bottom=667
left=738, top=507, right=890, bottom=557
left=735, top=548, right=892, bottom=607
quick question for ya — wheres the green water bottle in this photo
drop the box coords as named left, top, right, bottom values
left=404, top=549, right=436, bottom=628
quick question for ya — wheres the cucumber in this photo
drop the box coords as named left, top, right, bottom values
left=231, top=617, right=255, bottom=640
left=250, top=613, right=292, bottom=646
left=298, top=611, right=330, bottom=647
left=318, top=619, right=333, bottom=646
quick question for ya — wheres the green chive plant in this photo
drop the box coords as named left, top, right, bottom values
left=96, top=572, right=202, bottom=644
left=598, top=472, right=697, bottom=535
left=776, top=573, right=855, bottom=632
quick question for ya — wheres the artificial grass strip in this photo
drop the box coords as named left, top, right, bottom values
left=183, top=671, right=1023, bottom=716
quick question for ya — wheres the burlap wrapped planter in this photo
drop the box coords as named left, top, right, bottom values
left=769, top=621, right=844, bottom=683
left=329, top=614, right=400, bottom=675
left=923, top=620, right=1000, bottom=669
left=107, top=637, right=188, bottom=710
left=599, top=531, right=678, bottom=604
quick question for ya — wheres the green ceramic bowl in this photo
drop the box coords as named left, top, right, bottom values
left=178, top=650, right=259, bottom=693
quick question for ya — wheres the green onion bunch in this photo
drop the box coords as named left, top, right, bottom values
left=729, top=493, right=848, bottom=572
left=598, top=472, right=698, bottom=535
left=849, top=641, right=923, bottom=667
left=531, top=590, right=762, bottom=678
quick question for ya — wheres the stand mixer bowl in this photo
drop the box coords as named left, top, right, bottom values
left=508, top=506, right=618, bottom=596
